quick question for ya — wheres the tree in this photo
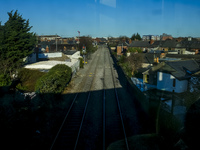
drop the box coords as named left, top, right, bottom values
left=131, top=33, right=142, bottom=41
left=0, top=10, right=36, bottom=81
left=78, top=36, right=97, bottom=53
left=126, top=53, right=143, bottom=76
left=119, top=36, right=130, bottom=42
left=128, top=47, right=143, bottom=53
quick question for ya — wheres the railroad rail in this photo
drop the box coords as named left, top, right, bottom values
left=104, top=45, right=130, bottom=150
left=50, top=45, right=130, bottom=150
left=50, top=48, right=102, bottom=150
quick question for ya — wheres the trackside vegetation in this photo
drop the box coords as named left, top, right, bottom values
left=16, top=68, right=46, bottom=92
left=0, top=10, right=36, bottom=86
left=35, top=64, right=72, bottom=94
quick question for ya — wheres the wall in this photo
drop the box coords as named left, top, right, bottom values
left=175, top=79, right=188, bottom=93
left=38, top=52, right=62, bottom=58
left=66, top=51, right=80, bottom=59
left=117, top=46, right=122, bottom=55
left=157, top=72, right=188, bottom=93
left=23, top=53, right=37, bottom=63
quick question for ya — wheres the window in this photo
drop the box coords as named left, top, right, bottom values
left=173, top=79, right=176, bottom=87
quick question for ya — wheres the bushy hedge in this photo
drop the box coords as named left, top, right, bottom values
left=79, top=57, right=84, bottom=68
left=0, top=74, right=11, bottom=87
left=35, top=64, right=72, bottom=94
left=16, top=68, right=46, bottom=92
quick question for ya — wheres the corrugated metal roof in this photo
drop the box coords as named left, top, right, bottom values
left=25, top=60, right=78, bottom=70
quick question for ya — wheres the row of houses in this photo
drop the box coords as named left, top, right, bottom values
left=141, top=59, right=200, bottom=93
left=110, top=37, right=200, bottom=94
left=126, top=49, right=200, bottom=123
left=116, top=37, right=200, bottom=55
left=142, top=33, right=173, bottom=41
left=124, top=49, right=200, bottom=94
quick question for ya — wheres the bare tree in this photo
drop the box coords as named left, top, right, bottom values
left=126, top=53, right=143, bottom=76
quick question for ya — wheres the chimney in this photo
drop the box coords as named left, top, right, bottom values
left=129, top=39, right=132, bottom=44
left=46, top=45, right=49, bottom=53
left=150, top=40, right=154, bottom=45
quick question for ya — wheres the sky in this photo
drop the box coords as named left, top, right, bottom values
left=1, top=0, right=200, bottom=38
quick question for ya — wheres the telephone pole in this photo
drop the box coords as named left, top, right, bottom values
left=56, top=34, right=57, bottom=51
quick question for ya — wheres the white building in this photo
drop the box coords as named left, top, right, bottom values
left=24, top=51, right=81, bottom=76
left=141, top=60, right=200, bottom=93
left=142, top=35, right=160, bottom=41
left=157, top=72, right=188, bottom=93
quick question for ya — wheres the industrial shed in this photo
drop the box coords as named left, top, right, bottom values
left=24, top=59, right=80, bottom=76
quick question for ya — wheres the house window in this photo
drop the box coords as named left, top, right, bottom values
left=173, top=79, right=176, bottom=87
left=159, top=72, right=163, bottom=81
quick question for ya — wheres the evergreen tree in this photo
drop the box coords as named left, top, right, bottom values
left=131, top=33, right=142, bottom=41
left=0, top=10, right=36, bottom=79
left=136, top=32, right=142, bottom=41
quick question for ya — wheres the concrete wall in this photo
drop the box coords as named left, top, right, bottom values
left=175, top=79, right=188, bottom=93
left=23, top=53, right=37, bottom=63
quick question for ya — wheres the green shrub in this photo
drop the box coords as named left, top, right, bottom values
left=35, top=64, right=72, bottom=94
left=79, top=57, right=84, bottom=68
left=16, top=83, right=28, bottom=91
left=118, top=55, right=126, bottom=64
left=0, top=74, right=11, bottom=87
left=128, top=47, right=143, bottom=53
left=17, top=68, right=46, bottom=92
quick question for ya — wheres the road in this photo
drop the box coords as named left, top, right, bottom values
left=51, top=45, right=146, bottom=150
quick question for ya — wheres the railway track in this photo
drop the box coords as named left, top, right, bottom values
left=50, top=48, right=102, bottom=150
left=103, top=46, right=129, bottom=150
left=50, top=45, right=130, bottom=150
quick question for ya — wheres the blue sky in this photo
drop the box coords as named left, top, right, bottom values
left=1, top=0, right=200, bottom=37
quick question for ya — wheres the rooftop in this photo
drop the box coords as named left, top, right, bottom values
left=156, top=60, right=200, bottom=80
left=24, top=60, right=78, bottom=70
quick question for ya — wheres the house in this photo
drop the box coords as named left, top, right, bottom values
left=143, top=60, right=200, bottom=93
left=50, top=43, right=77, bottom=52
left=95, top=37, right=107, bottom=44
left=142, top=35, right=160, bottom=41
left=129, top=41, right=151, bottom=52
left=160, top=33, right=173, bottom=41
left=140, top=38, right=199, bottom=54
left=38, top=35, right=61, bottom=42
left=189, top=70, right=200, bottom=93
left=116, top=42, right=128, bottom=55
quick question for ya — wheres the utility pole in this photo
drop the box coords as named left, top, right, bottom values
left=122, top=42, right=123, bottom=52
left=56, top=34, right=57, bottom=51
